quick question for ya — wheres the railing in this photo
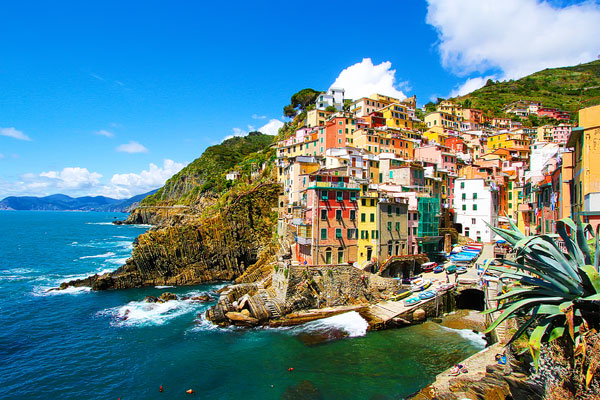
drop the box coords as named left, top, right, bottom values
left=310, top=181, right=360, bottom=189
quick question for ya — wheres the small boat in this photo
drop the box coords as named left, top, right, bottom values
left=411, top=279, right=431, bottom=292
left=446, top=265, right=457, bottom=274
left=456, top=266, right=468, bottom=275
left=433, top=266, right=444, bottom=274
left=419, top=290, right=436, bottom=300
left=421, top=262, right=438, bottom=272
left=404, top=297, right=422, bottom=306
left=390, top=289, right=411, bottom=301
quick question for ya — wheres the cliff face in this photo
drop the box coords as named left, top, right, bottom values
left=63, top=182, right=279, bottom=290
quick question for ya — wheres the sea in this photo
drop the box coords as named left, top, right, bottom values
left=0, top=211, right=486, bottom=399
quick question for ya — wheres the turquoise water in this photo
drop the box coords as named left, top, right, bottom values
left=0, top=211, right=486, bottom=399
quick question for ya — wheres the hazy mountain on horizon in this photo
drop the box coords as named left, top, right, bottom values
left=0, top=189, right=158, bottom=212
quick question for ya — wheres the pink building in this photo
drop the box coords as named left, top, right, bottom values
left=413, top=145, right=457, bottom=173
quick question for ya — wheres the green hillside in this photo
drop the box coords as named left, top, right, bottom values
left=141, top=131, right=275, bottom=206
left=454, top=59, right=600, bottom=115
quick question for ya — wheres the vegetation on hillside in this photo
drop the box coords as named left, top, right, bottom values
left=454, top=60, right=600, bottom=116
left=283, top=88, right=321, bottom=118
left=141, top=132, right=274, bottom=206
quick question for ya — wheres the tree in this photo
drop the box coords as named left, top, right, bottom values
left=485, top=79, right=495, bottom=87
left=325, top=105, right=337, bottom=113
left=290, top=89, right=320, bottom=111
left=283, top=105, right=297, bottom=118
left=462, top=98, right=472, bottom=109
left=424, top=102, right=437, bottom=113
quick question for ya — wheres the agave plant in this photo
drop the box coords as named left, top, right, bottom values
left=483, top=217, right=600, bottom=369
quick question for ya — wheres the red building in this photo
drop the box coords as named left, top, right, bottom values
left=296, top=173, right=360, bottom=265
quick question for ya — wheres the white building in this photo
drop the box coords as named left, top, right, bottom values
left=453, top=178, right=499, bottom=242
left=316, top=88, right=345, bottom=111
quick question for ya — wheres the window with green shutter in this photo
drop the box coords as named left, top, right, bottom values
left=336, top=209, right=342, bottom=220
left=370, top=214, right=375, bottom=222
left=473, top=193, right=477, bottom=200
left=335, top=228, right=342, bottom=238
left=387, top=221, right=392, bottom=230
left=462, top=204, right=466, bottom=211
left=321, top=209, right=327, bottom=220
left=350, top=192, right=356, bottom=201
left=336, top=191, right=343, bottom=201
left=395, top=222, right=400, bottom=231
left=321, top=228, right=327, bottom=240
left=462, top=193, right=466, bottom=200
left=460, top=182, right=465, bottom=189
left=361, top=213, right=366, bottom=222
left=350, top=210, right=356, bottom=221
left=321, top=191, right=328, bottom=201
left=473, top=204, right=477, bottom=211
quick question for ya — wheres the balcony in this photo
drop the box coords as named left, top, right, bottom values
left=309, top=181, right=360, bottom=190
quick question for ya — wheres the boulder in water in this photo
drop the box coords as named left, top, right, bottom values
left=159, top=292, right=178, bottom=302
left=144, top=295, right=160, bottom=303
left=225, top=311, right=258, bottom=326
left=413, top=308, right=426, bottom=322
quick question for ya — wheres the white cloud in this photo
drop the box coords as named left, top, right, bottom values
left=39, top=167, right=102, bottom=190
left=449, top=75, right=496, bottom=97
left=116, top=141, right=148, bottom=153
left=252, top=114, right=266, bottom=120
left=0, top=159, right=185, bottom=199
left=0, top=127, right=31, bottom=141
left=258, top=119, right=284, bottom=136
left=426, top=0, right=600, bottom=80
left=95, top=129, right=114, bottom=138
left=330, top=58, right=407, bottom=101
left=104, top=159, right=185, bottom=198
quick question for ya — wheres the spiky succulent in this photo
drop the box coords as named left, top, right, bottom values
left=483, top=217, right=600, bottom=369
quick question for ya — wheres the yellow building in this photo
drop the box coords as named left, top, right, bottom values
left=487, top=132, right=529, bottom=150
left=306, top=109, right=333, bottom=128
left=424, top=111, right=461, bottom=130
left=423, top=127, right=448, bottom=146
left=357, top=192, right=379, bottom=266
left=380, top=103, right=413, bottom=130
left=567, top=104, right=600, bottom=230
left=437, top=100, right=462, bottom=116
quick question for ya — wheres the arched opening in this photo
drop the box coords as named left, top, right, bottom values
left=456, top=289, right=485, bottom=311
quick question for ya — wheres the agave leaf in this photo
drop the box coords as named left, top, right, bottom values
left=500, top=259, right=580, bottom=294
left=537, top=304, right=561, bottom=315
left=529, top=319, right=553, bottom=370
left=524, top=237, right=581, bottom=281
left=557, top=220, right=586, bottom=267
left=549, top=326, right=565, bottom=342
left=594, top=224, right=600, bottom=270
left=484, top=296, right=564, bottom=334
left=506, top=307, right=539, bottom=346
left=582, top=293, right=600, bottom=301
left=566, top=306, right=575, bottom=340
left=580, top=265, right=600, bottom=294
left=586, top=360, right=597, bottom=389
left=493, top=287, right=562, bottom=302
left=577, top=220, right=593, bottom=265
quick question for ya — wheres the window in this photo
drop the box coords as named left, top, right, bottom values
left=321, top=191, right=328, bottom=201
left=361, top=213, right=366, bottom=222
left=335, top=228, right=342, bottom=239
left=365, top=230, right=369, bottom=239
left=395, top=222, right=400, bottom=231
left=396, top=207, right=400, bottom=216
left=337, top=250, right=344, bottom=264
left=413, top=227, right=417, bottom=235
left=472, top=218, right=476, bottom=224
left=371, top=230, right=378, bottom=239
left=347, top=229, right=354, bottom=239
left=387, top=206, right=392, bottom=216
left=336, top=210, right=342, bottom=220
left=336, top=191, right=343, bottom=201
left=325, top=248, right=332, bottom=264
left=321, top=228, right=327, bottom=240
left=461, top=182, right=465, bottom=189
left=350, top=210, right=356, bottom=221
left=370, top=213, right=375, bottom=222
left=473, top=193, right=477, bottom=200
left=462, top=204, right=466, bottom=211
left=321, top=209, right=327, bottom=220
left=462, top=193, right=466, bottom=200
left=387, top=221, right=392, bottom=230
left=473, top=204, right=478, bottom=211
left=508, top=192, right=512, bottom=200
left=350, top=192, right=357, bottom=201
left=361, top=199, right=366, bottom=206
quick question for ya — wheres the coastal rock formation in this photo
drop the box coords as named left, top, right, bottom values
left=61, top=182, right=280, bottom=290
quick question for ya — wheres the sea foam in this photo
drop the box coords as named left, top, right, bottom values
left=293, top=311, right=369, bottom=338
left=79, top=252, right=116, bottom=260
left=440, top=325, right=487, bottom=348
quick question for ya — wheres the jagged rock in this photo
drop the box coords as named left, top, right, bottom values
left=413, top=309, right=426, bottom=322
left=225, top=311, right=258, bottom=326
left=240, top=309, right=251, bottom=317
left=159, top=292, right=177, bottom=301
left=191, top=295, right=211, bottom=302
left=144, top=296, right=159, bottom=303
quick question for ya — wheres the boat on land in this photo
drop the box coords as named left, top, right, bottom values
left=445, top=264, right=457, bottom=274
left=404, top=297, right=422, bottom=306
left=421, top=262, right=437, bottom=272
left=411, top=279, right=432, bottom=292
left=418, top=290, right=436, bottom=300
left=390, top=289, right=411, bottom=301
left=456, top=266, right=468, bottom=275
left=433, top=266, right=444, bottom=274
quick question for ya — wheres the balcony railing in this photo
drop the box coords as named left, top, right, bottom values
left=310, top=181, right=360, bottom=189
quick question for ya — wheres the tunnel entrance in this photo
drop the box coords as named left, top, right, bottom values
left=381, top=261, right=414, bottom=279
left=456, top=289, right=485, bottom=311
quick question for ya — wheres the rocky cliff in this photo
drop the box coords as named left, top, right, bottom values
left=62, top=182, right=279, bottom=290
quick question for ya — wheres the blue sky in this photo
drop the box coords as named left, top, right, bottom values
left=1, top=0, right=599, bottom=198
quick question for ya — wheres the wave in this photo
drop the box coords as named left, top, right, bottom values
left=1, top=268, right=36, bottom=275
left=439, top=325, right=487, bottom=348
left=130, top=224, right=152, bottom=228
left=85, top=222, right=115, bottom=225
left=106, top=257, right=128, bottom=265
left=289, top=311, right=369, bottom=338
left=154, top=285, right=174, bottom=289
left=101, top=289, right=216, bottom=328
left=79, top=252, right=116, bottom=260
left=32, top=285, right=91, bottom=297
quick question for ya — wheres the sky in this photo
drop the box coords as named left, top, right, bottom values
left=1, top=0, right=599, bottom=199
